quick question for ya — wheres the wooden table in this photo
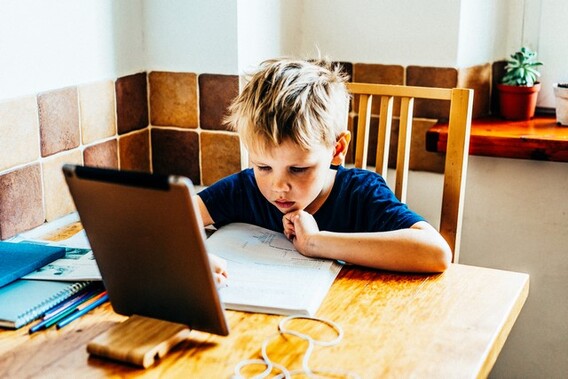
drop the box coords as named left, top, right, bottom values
left=0, top=261, right=529, bottom=378
left=427, top=115, right=568, bottom=162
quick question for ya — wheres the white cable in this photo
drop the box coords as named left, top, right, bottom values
left=232, top=315, right=360, bottom=379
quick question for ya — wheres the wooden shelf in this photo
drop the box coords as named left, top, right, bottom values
left=426, top=115, right=568, bottom=162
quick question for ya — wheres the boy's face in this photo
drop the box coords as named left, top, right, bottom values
left=249, top=139, right=337, bottom=215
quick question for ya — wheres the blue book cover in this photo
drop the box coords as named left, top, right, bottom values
left=0, top=242, right=66, bottom=288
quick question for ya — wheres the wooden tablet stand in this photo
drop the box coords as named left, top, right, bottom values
left=87, top=315, right=191, bottom=368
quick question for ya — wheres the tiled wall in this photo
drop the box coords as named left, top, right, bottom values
left=0, top=60, right=494, bottom=240
left=0, top=73, right=150, bottom=240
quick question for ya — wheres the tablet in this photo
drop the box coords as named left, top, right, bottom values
left=62, top=164, right=229, bottom=336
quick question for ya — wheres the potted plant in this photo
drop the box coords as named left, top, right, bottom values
left=497, top=47, right=543, bottom=120
left=553, top=82, right=568, bottom=126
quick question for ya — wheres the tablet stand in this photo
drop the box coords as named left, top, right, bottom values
left=87, top=315, right=191, bottom=368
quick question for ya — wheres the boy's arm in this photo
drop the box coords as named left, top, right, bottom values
left=195, top=195, right=228, bottom=286
left=196, top=195, right=214, bottom=226
left=283, top=210, right=451, bottom=273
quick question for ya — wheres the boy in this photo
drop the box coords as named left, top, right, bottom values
left=199, top=58, right=451, bottom=276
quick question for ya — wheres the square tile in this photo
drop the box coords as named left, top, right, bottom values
left=0, top=164, right=44, bottom=239
left=42, top=150, right=83, bottom=222
left=0, top=96, right=40, bottom=171
left=151, top=128, right=200, bottom=183
left=119, top=130, right=151, bottom=172
left=458, top=63, right=491, bottom=119
left=150, top=72, right=198, bottom=128
left=352, top=63, right=405, bottom=115
left=406, top=66, right=458, bottom=119
left=199, top=74, right=239, bottom=130
left=79, top=80, right=117, bottom=144
left=38, top=87, right=80, bottom=157
left=409, top=119, right=444, bottom=173
left=84, top=139, right=118, bottom=169
left=353, top=63, right=404, bottom=85
left=116, top=72, right=149, bottom=134
left=201, top=131, right=241, bottom=185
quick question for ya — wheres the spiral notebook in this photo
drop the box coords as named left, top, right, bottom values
left=0, top=279, right=89, bottom=329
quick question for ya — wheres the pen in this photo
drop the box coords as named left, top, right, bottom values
left=56, top=292, right=109, bottom=330
left=28, top=288, right=104, bottom=334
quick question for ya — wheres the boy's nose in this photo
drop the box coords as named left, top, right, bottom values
left=271, top=175, right=290, bottom=192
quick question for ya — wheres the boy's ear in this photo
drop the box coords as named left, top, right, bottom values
left=331, top=131, right=351, bottom=165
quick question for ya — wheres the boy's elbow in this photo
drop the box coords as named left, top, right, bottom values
left=431, top=242, right=452, bottom=273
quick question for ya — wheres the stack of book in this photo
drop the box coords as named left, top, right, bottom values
left=0, top=241, right=93, bottom=329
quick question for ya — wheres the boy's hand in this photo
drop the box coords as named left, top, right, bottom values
left=283, top=210, right=320, bottom=257
left=208, top=253, right=228, bottom=288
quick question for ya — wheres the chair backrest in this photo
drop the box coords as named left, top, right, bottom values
left=346, top=83, right=473, bottom=262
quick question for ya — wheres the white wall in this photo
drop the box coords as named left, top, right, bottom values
left=300, top=0, right=462, bottom=66
left=537, top=0, right=568, bottom=107
left=457, top=0, right=513, bottom=67
left=236, top=0, right=288, bottom=75
left=0, top=0, right=144, bottom=102
left=143, top=0, right=238, bottom=74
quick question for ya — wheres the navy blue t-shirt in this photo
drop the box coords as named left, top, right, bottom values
left=198, top=166, right=424, bottom=234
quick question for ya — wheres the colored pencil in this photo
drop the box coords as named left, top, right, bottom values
left=56, top=292, right=109, bottom=329
left=28, top=288, right=104, bottom=334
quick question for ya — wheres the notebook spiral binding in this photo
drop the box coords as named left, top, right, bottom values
left=18, top=281, right=90, bottom=327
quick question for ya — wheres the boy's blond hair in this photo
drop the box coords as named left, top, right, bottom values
left=225, top=58, right=350, bottom=154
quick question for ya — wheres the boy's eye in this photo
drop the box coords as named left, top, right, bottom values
left=257, top=165, right=271, bottom=172
left=289, top=167, right=308, bottom=174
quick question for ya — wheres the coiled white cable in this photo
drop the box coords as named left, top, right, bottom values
left=232, top=315, right=360, bottom=379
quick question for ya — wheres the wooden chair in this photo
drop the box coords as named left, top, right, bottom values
left=346, top=83, right=473, bottom=262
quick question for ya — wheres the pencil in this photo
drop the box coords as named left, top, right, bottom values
left=56, top=292, right=109, bottom=330
left=29, top=287, right=103, bottom=334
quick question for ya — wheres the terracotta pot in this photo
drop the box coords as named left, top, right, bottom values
left=497, top=83, right=541, bottom=120
left=553, top=84, right=568, bottom=126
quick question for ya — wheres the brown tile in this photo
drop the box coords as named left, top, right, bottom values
left=38, top=87, right=80, bottom=157
left=199, top=74, right=239, bottom=130
left=406, top=66, right=458, bottom=119
left=42, top=150, right=83, bottom=222
left=151, top=128, right=200, bottom=183
left=458, top=63, right=491, bottom=119
left=149, top=72, right=198, bottom=128
left=353, top=63, right=404, bottom=85
left=0, top=96, right=40, bottom=171
left=79, top=80, right=117, bottom=144
left=352, top=64, right=405, bottom=115
left=116, top=72, right=149, bottom=134
left=201, top=132, right=241, bottom=185
left=409, top=119, right=445, bottom=173
left=84, top=139, right=118, bottom=169
left=119, top=130, right=151, bottom=172
left=0, top=164, right=44, bottom=239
